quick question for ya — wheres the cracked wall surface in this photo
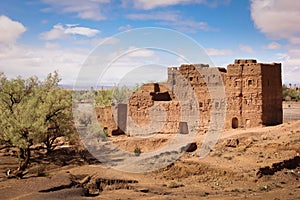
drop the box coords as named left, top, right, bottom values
left=96, top=59, right=282, bottom=135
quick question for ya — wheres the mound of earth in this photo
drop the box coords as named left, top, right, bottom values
left=0, top=120, right=299, bottom=199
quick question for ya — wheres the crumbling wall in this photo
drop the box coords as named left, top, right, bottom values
left=95, top=106, right=117, bottom=135
left=127, top=85, right=181, bottom=135
left=96, top=59, right=282, bottom=135
left=128, top=91, right=154, bottom=126
left=168, top=64, right=227, bottom=131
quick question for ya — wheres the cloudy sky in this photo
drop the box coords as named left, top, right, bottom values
left=0, top=0, right=299, bottom=86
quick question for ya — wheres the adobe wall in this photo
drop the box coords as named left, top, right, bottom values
left=95, top=59, right=282, bottom=135
left=225, top=60, right=264, bottom=128
left=261, top=63, right=282, bottom=125
left=225, top=60, right=282, bottom=128
left=127, top=83, right=181, bottom=135
left=95, top=106, right=117, bottom=134
left=167, top=64, right=226, bottom=131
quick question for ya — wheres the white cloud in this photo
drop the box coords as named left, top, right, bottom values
left=0, top=40, right=158, bottom=87
left=263, top=41, right=281, bottom=50
left=41, top=0, right=110, bottom=20
left=126, top=11, right=212, bottom=33
left=274, top=49, right=300, bottom=84
left=250, top=0, right=300, bottom=43
left=0, top=43, right=87, bottom=85
left=44, top=42, right=61, bottom=49
left=64, top=26, right=100, bottom=37
left=40, top=24, right=66, bottom=40
left=0, top=33, right=122, bottom=87
left=0, top=15, right=26, bottom=45
left=158, top=19, right=211, bottom=33
left=0, top=18, right=94, bottom=86
left=91, top=37, right=120, bottom=46
left=105, top=48, right=183, bottom=85
left=118, top=24, right=133, bottom=31
left=239, top=44, right=255, bottom=53
left=133, top=0, right=190, bottom=10
left=251, top=0, right=300, bottom=84
left=205, top=48, right=233, bottom=56
left=40, top=24, right=100, bottom=40
left=127, top=47, right=155, bottom=58
left=75, top=37, right=119, bottom=47
left=127, top=0, right=230, bottom=10
left=126, top=11, right=179, bottom=21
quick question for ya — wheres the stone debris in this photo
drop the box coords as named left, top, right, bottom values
left=257, top=156, right=300, bottom=178
left=225, top=139, right=239, bottom=148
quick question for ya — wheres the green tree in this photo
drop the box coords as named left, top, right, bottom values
left=283, top=84, right=300, bottom=101
left=82, top=87, right=95, bottom=103
left=93, top=84, right=141, bottom=107
left=94, top=88, right=113, bottom=106
left=0, top=72, right=73, bottom=177
left=112, top=85, right=130, bottom=105
left=130, top=83, right=141, bottom=93
left=39, top=73, right=73, bottom=152
left=86, top=122, right=107, bottom=139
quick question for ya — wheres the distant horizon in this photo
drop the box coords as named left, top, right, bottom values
left=2, top=58, right=300, bottom=90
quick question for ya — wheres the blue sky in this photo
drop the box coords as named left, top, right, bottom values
left=0, top=0, right=299, bottom=86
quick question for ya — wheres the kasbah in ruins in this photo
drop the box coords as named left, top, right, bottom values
left=96, top=59, right=282, bottom=137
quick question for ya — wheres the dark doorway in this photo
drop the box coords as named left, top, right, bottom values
left=232, top=117, right=238, bottom=129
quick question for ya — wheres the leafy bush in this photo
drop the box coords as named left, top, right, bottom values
left=94, top=84, right=141, bottom=106
left=134, top=145, right=141, bottom=156
left=282, top=84, right=300, bottom=101
left=94, top=88, right=113, bottom=106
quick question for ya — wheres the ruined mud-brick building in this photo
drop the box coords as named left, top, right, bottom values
left=96, top=59, right=282, bottom=135
left=225, top=59, right=282, bottom=128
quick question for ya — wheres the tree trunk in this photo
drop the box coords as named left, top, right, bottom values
left=19, top=148, right=25, bottom=159
left=45, top=137, right=56, bottom=154
left=16, top=147, right=30, bottom=177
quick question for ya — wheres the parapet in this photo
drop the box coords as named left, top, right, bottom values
left=234, top=59, right=257, bottom=64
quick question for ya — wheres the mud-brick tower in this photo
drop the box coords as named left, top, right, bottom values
left=225, top=59, right=282, bottom=129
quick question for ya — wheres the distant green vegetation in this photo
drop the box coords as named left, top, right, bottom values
left=94, top=88, right=113, bottom=106
left=96, top=84, right=141, bottom=106
left=0, top=71, right=74, bottom=177
left=74, top=84, right=141, bottom=106
left=283, top=84, right=300, bottom=101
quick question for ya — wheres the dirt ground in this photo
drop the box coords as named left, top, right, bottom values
left=283, top=101, right=300, bottom=121
left=0, top=111, right=299, bottom=199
